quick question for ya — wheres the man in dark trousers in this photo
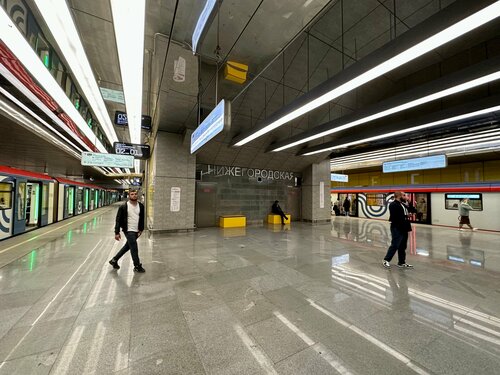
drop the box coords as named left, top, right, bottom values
left=383, top=191, right=415, bottom=269
left=109, top=189, right=146, bottom=273
left=271, top=200, right=289, bottom=225
left=343, top=197, right=351, bottom=216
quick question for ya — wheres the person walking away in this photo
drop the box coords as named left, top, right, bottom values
left=109, top=189, right=146, bottom=272
left=458, top=198, right=477, bottom=231
left=271, top=200, right=289, bottom=225
left=343, top=197, right=351, bottom=216
left=383, top=192, right=415, bottom=269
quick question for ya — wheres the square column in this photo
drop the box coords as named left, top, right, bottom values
left=301, top=159, right=331, bottom=223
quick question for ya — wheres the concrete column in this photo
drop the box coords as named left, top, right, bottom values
left=301, top=159, right=331, bottom=223
left=147, top=132, right=196, bottom=232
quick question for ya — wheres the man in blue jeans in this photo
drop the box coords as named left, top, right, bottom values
left=383, top=191, right=415, bottom=269
left=109, top=189, right=145, bottom=273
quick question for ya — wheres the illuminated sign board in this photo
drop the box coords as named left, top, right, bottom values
left=113, top=142, right=150, bottom=160
left=192, top=0, right=218, bottom=53
left=383, top=154, right=447, bottom=173
left=100, top=87, right=125, bottom=104
left=191, top=100, right=230, bottom=154
left=445, top=194, right=481, bottom=199
left=114, top=111, right=152, bottom=131
left=81, top=152, right=134, bottom=168
left=331, top=173, right=348, bottom=182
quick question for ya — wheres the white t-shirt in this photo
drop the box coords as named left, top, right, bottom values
left=127, top=201, right=140, bottom=232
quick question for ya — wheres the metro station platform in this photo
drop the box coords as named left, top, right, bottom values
left=0, top=208, right=500, bottom=374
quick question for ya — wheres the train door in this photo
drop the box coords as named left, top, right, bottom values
left=76, top=187, right=83, bottom=215
left=40, top=182, right=49, bottom=227
left=407, top=193, right=431, bottom=224
left=83, top=188, right=89, bottom=212
left=0, top=180, right=14, bottom=239
left=94, top=189, right=99, bottom=208
left=65, top=186, right=75, bottom=217
left=24, top=182, right=41, bottom=231
left=47, top=182, right=55, bottom=224
left=90, top=189, right=95, bottom=210
left=12, top=178, right=27, bottom=235
left=338, top=193, right=358, bottom=217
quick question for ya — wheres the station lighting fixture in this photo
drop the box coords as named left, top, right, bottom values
left=330, top=129, right=500, bottom=169
left=273, top=68, right=500, bottom=152
left=34, top=0, right=119, bottom=145
left=0, top=7, right=107, bottom=153
left=110, top=0, right=145, bottom=155
left=302, top=103, right=500, bottom=155
left=233, top=1, right=500, bottom=147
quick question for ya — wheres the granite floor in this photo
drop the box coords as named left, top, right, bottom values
left=0, top=207, right=500, bottom=374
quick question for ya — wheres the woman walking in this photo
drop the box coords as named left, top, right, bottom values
left=458, top=198, right=477, bottom=231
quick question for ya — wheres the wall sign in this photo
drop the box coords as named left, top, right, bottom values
left=202, top=164, right=294, bottom=181
left=331, top=173, right=348, bottom=182
left=191, top=99, right=231, bottom=154
left=113, top=142, right=150, bottom=160
left=320, top=181, right=325, bottom=208
left=81, top=152, right=134, bottom=168
left=170, top=187, right=181, bottom=212
left=100, top=87, right=125, bottom=104
left=383, top=154, right=447, bottom=173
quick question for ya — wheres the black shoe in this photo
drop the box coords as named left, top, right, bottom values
left=397, top=263, right=414, bottom=269
left=109, top=259, right=120, bottom=269
left=134, top=264, right=146, bottom=273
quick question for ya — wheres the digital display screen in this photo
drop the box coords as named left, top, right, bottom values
left=191, top=100, right=229, bottom=154
left=383, top=154, right=447, bottom=173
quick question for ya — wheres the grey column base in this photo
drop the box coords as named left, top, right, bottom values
left=148, top=228, right=196, bottom=234
left=301, top=219, right=331, bottom=224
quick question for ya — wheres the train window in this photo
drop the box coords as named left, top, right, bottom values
left=366, top=193, right=386, bottom=206
left=445, top=193, right=483, bottom=211
left=0, top=182, right=13, bottom=209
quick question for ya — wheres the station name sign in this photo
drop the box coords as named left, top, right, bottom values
left=331, top=173, right=348, bottom=182
left=383, top=154, right=447, bottom=173
left=113, top=142, right=150, bottom=160
left=203, top=164, right=294, bottom=181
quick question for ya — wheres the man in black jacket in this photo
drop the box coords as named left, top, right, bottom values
left=383, top=192, right=415, bottom=269
left=271, top=201, right=289, bottom=225
left=109, top=189, right=146, bottom=273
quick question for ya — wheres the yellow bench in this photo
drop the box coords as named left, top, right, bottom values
left=219, top=215, right=246, bottom=228
left=267, top=214, right=291, bottom=224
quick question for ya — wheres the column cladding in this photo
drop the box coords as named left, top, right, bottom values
left=301, top=159, right=331, bottom=223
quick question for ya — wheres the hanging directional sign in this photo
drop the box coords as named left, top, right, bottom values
left=81, top=152, right=134, bottom=168
left=113, top=142, right=151, bottom=160
left=191, top=99, right=231, bottom=154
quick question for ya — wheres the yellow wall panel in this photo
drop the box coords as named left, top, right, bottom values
left=440, top=165, right=461, bottom=183
left=484, top=160, right=500, bottom=181
left=393, top=173, right=408, bottom=185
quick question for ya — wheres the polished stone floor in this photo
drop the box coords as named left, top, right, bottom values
left=1, top=207, right=500, bottom=374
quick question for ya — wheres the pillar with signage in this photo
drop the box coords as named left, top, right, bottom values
left=147, top=132, right=196, bottom=232
left=301, top=159, right=331, bottom=223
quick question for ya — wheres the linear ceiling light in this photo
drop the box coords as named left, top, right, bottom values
left=234, top=1, right=500, bottom=146
left=303, top=104, right=500, bottom=155
left=34, top=0, right=119, bottom=145
left=273, top=70, right=500, bottom=152
left=0, top=7, right=107, bottom=152
left=110, top=0, right=145, bottom=150
left=192, top=0, right=217, bottom=53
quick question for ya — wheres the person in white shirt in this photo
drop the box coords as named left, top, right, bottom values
left=109, top=189, right=145, bottom=272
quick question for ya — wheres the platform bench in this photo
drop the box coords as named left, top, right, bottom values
left=219, top=215, right=246, bottom=228
left=267, top=214, right=291, bottom=224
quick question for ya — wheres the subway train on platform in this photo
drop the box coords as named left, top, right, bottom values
left=0, top=166, right=120, bottom=240
left=331, top=183, right=500, bottom=232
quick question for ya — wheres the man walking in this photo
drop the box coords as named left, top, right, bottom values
left=343, top=197, right=351, bottom=216
left=383, top=192, right=414, bottom=269
left=109, top=189, right=146, bottom=273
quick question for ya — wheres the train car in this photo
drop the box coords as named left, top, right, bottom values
left=331, top=183, right=500, bottom=232
left=0, top=166, right=56, bottom=239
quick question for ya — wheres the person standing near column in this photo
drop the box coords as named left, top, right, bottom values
left=383, top=192, right=414, bottom=269
left=109, top=189, right=145, bottom=273
left=458, top=198, right=477, bottom=231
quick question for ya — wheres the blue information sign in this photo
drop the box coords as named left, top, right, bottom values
left=191, top=100, right=230, bottom=154
left=383, top=155, right=447, bottom=173
left=331, top=173, right=348, bottom=182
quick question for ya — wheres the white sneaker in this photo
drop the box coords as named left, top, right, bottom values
left=382, top=260, right=391, bottom=269
left=458, top=228, right=464, bottom=231
left=472, top=228, right=478, bottom=231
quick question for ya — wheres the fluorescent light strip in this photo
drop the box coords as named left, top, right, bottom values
left=331, top=139, right=500, bottom=169
left=0, top=7, right=107, bottom=152
left=110, top=0, right=145, bottom=150
left=331, top=129, right=500, bottom=163
left=235, top=2, right=500, bottom=146
left=0, top=64, right=93, bottom=152
left=0, top=99, right=81, bottom=159
left=34, top=0, right=119, bottom=145
left=0, top=87, right=83, bottom=156
left=304, top=104, right=500, bottom=155
left=274, top=70, right=500, bottom=152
